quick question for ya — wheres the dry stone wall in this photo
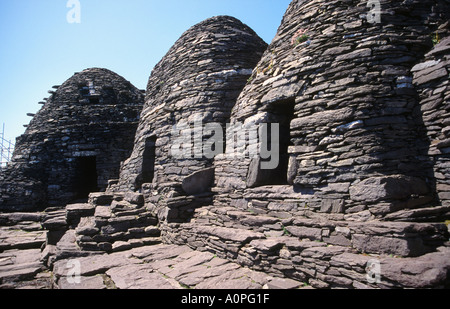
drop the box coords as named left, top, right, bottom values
left=0, top=68, right=144, bottom=211
left=413, top=34, right=450, bottom=208
left=112, top=16, right=267, bottom=222
left=161, top=205, right=450, bottom=289
left=214, top=0, right=450, bottom=221
left=159, top=0, right=450, bottom=288
left=1, top=1, right=450, bottom=290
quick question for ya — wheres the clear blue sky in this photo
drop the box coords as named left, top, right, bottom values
left=0, top=0, right=291, bottom=143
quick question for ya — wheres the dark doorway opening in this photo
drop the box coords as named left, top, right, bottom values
left=88, top=97, right=100, bottom=104
left=271, top=99, right=296, bottom=185
left=247, top=99, right=296, bottom=187
left=74, top=156, right=98, bottom=199
left=141, top=137, right=157, bottom=186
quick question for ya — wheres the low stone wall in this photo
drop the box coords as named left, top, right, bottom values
left=42, top=192, right=161, bottom=265
left=160, top=204, right=450, bottom=289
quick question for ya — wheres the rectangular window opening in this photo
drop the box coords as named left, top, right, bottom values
left=141, top=137, right=157, bottom=186
left=247, top=99, right=296, bottom=187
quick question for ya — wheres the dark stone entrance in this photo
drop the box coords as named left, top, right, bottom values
left=74, top=156, right=98, bottom=199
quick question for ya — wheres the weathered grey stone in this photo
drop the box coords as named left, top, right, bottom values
left=246, top=157, right=272, bottom=188
left=75, top=217, right=99, bottom=236
left=260, top=83, right=301, bottom=104
left=348, top=221, right=448, bottom=237
left=286, top=226, right=322, bottom=241
left=0, top=249, right=45, bottom=284
left=383, top=205, right=450, bottom=222
left=88, top=193, right=115, bottom=206
left=291, top=108, right=354, bottom=129
left=349, top=175, right=429, bottom=203
left=414, top=67, right=448, bottom=85
left=0, top=213, right=43, bottom=225
left=53, top=252, right=134, bottom=277
left=177, top=262, right=240, bottom=287
left=94, top=206, right=112, bottom=219
left=320, top=199, right=344, bottom=214
left=66, top=203, right=96, bottom=224
left=381, top=248, right=450, bottom=288
left=123, top=192, right=144, bottom=206
left=194, top=226, right=264, bottom=243
left=266, top=277, right=303, bottom=289
left=335, top=48, right=372, bottom=62
left=107, top=264, right=176, bottom=289
left=41, top=212, right=67, bottom=230
left=58, top=275, right=107, bottom=290
left=182, top=167, right=215, bottom=195
left=0, top=228, right=46, bottom=251
left=352, top=234, right=427, bottom=257
left=301, top=246, right=349, bottom=259
left=241, top=215, right=280, bottom=226
left=194, top=267, right=268, bottom=289
left=249, top=238, right=285, bottom=252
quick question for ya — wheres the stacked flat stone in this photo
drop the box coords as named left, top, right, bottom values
left=2, top=1, right=450, bottom=290
left=413, top=32, right=450, bottom=208
left=115, top=16, right=267, bottom=193
left=0, top=68, right=144, bottom=211
left=214, top=0, right=450, bottom=219
left=160, top=0, right=450, bottom=288
left=111, top=16, right=267, bottom=223
left=41, top=192, right=161, bottom=262
left=162, top=205, right=450, bottom=289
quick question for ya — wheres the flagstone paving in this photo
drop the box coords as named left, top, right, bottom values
left=0, top=223, right=304, bottom=289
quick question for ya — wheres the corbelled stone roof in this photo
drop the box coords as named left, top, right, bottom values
left=25, top=68, right=144, bottom=133
left=2, top=2, right=450, bottom=290
left=0, top=68, right=144, bottom=211
left=116, top=15, right=268, bottom=192
left=214, top=0, right=450, bottom=218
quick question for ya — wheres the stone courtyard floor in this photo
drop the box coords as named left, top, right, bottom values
left=0, top=221, right=305, bottom=289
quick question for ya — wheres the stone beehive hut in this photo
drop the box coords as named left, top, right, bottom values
left=214, top=0, right=450, bottom=219
left=0, top=68, right=144, bottom=211
left=158, top=0, right=450, bottom=288
left=113, top=16, right=267, bottom=220
left=2, top=1, right=450, bottom=290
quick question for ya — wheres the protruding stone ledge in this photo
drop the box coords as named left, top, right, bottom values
left=193, top=226, right=265, bottom=243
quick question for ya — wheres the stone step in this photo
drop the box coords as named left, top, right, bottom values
left=77, top=226, right=161, bottom=243
left=41, top=209, right=67, bottom=230
left=193, top=225, right=265, bottom=243
left=66, top=203, right=96, bottom=226
left=383, top=205, right=450, bottom=222
left=0, top=213, right=44, bottom=226
left=88, top=192, right=115, bottom=206
left=74, top=205, right=162, bottom=253
left=0, top=249, right=46, bottom=286
left=0, top=228, right=46, bottom=251
left=78, top=235, right=162, bottom=253
left=111, top=237, right=162, bottom=253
